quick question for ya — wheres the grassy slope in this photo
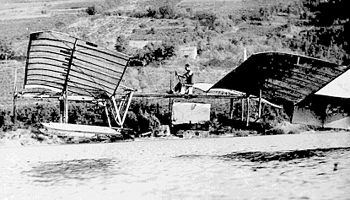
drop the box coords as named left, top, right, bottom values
left=1, top=0, right=323, bottom=135
left=1, top=0, right=334, bottom=100
left=54, top=0, right=300, bottom=92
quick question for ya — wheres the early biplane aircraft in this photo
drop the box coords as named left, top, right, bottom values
left=22, top=31, right=133, bottom=138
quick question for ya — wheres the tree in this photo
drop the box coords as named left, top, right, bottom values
left=114, top=35, right=128, bottom=53
left=0, top=39, right=15, bottom=60
left=193, top=12, right=217, bottom=30
left=86, top=6, right=97, bottom=15
left=159, top=4, right=175, bottom=19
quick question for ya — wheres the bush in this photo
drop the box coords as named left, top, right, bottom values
left=0, top=110, right=16, bottom=131
left=158, top=4, right=176, bottom=19
left=123, top=101, right=166, bottom=136
left=129, top=41, right=176, bottom=66
left=114, top=35, right=128, bottom=53
left=146, top=7, right=157, bottom=18
left=0, top=39, right=15, bottom=60
left=131, top=4, right=177, bottom=19
left=16, top=103, right=60, bottom=126
left=0, top=100, right=166, bottom=135
left=86, top=6, right=97, bottom=15
left=193, top=11, right=217, bottom=30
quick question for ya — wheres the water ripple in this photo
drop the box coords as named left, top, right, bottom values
left=220, top=147, right=350, bottom=162
left=22, top=158, right=120, bottom=185
left=175, top=147, right=350, bottom=163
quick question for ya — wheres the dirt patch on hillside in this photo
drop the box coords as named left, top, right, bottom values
left=0, top=0, right=96, bottom=21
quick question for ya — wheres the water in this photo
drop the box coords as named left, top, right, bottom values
left=1, top=131, right=350, bottom=200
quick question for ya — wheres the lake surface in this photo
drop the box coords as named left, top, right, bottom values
left=1, top=131, right=350, bottom=200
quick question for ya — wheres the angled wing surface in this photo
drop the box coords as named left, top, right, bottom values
left=211, top=52, right=348, bottom=105
left=24, top=31, right=130, bottom=98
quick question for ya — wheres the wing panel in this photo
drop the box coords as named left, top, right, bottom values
left=24, top=31, right=130, bottom=98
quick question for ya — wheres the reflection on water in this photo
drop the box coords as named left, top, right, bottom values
left=23, top=158, right=118, bottom=185
left=1, top=132, right=350, bottom=200
left=220, top=147, right=350, bottom=162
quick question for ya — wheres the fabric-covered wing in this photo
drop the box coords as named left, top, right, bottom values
left=24, top=31, right=130, bottom=98
left=211, top=52, right=348, bottom=105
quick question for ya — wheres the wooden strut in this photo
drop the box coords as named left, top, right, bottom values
left=246, top=96, right=250, bottom=127
left=12, top=66, right=18, bottom=124
left=60, top=38, right=78, bottom=124
left=64, top=91, right=68, bottom=123
left=229, top=98, right=234, bottom=119
left=241, top=98, right=245, bottom=121
left=122, top=92, right=134, bottom=125
left=258, top=89, right=262, bottom=118
left=104, top=102, right=112, bottom=128
left=110, top=91, right=134, bottom=128
left=111, top=96, right=123, bottom=126
left=169, top=72, right=173, bottom=123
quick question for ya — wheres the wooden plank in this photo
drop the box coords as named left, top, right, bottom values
left=68, top=70, right=117, bottom=88
left=265, top=88, right=302, bottom=100
left=75, top=46, right=129, bottom=66
left=70, top=61, right=123, bottom=85
left=25, top=80, right=64, bottom=92
left=27, top=68, right=117, bottom=91
left=29, top=56, right=70, bottom=66
left=266, top=80, right=311, bottom=96
left=31, top=40, right=73, bottom=51
left=74, top=51, right=126, bottom=74
left=71, top=61, right=122, bottom=82
left=281, top=77, right=320, bottom=91
left=299, top=56, right=343, bottom=72
left=68, top=74, right=115, bottom=92
left=129, top=93, right=243, bottom=99
left=294, top=63, right=339, bottom=78
left=75, top=48, right=128, bottom=67
left=26, top=76, right=107, bottom=95
left=27, top=68, right=66, bottom=77
left=264, top=90, right=300, bottom=103
left=26, top=74, right=65, bottom=83
left=33, top=31, right=77, bottom=44
left=30, top=49, right=71, bottom=60
left=288, top=71, right=327, bottom=87
left=76, top=40, right=129, bottom=61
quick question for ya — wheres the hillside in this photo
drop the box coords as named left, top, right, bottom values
left=0, top=0, right=349, bottom=133
left=1, top=0, right=349, bottom=96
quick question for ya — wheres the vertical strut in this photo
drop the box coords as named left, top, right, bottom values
left=111, top=96, right=122, bottom=126
left=258, top=89, right=262, bottom=118
left=121, top=92, right=134, bottom=125
left=60, top=38, right=78, bottom=123
left=246, top=96, right=250, bottom=127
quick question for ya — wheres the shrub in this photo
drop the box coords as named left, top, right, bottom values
left=86, top=6, right=97, bottom=15
left=114, top=35, right=128, bottom=53
left=0, top=39, right=15, bottom=60
left=193, top=11, right=217, bottom=30
left=158, top=4, right=175, bottom=19
left=16, top=103, right=60, bottom=126
left=129, top=41, right=176, bottom=66
left=146, top=7, right=157, bottom=18
left=0, top=110, right=16, bottom=131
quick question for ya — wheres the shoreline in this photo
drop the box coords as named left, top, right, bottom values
left=1, top=127, right=348, bottom=147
